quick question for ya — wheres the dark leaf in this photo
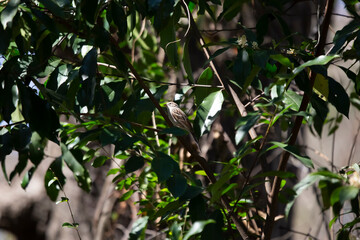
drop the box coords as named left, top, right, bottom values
left=78, top=48, right=98, bottom=108
left=256, top=13, right=270, bottom=44
left=110, top=1, right=127, bottom=40
left=80, top=0, right=98, bottom=25
left=201, top=210, right=224, bottom=240
left=17, top=82, right=60, bottom=143
left=311, top=95, right=329, bottom=136
left=180, top=185, right=204, bottom=201
left=152, top=152, right=179, bottom=182
left=189, top=195, right=206, bottom=222
left=125, top=156, right=145, bottom=173
left=271, top=142, right=314, bottom=168
left=235, top=113, right=260, bottom=144
left=328, top=76, right=350, bottom=118
left=233, top=49, right=251, bottom=87
left=166, top=173, right=188, bottom=198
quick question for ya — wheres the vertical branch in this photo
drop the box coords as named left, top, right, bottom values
left=263, top=0, right=335, bottom=239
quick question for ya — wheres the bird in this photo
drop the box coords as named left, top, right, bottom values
left=165, top=102, right=198, bottom=143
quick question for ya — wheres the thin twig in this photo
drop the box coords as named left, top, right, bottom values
left=331, top=113, right=338, bottom=172
left=279, top=226, right=320, bottom=240
left=152, top=111, right=160, bottom=147
left=0, top=120, right=26, bottom=128
left=50, top=168, right=82, bottom=240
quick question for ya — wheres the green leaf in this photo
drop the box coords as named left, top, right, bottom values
left=44, top=157, right=66, bottom=201
left=284, top=90, right=302, bottom=111
left=183, top=40, right=195, bottom=83
left=271, top=142, right=314, bottom=168
left=151, top=200, right=183, bottom=220
left=284, top=174, right=321, bottom=217
left=194, top=90, right=224, bottom=137
left=170, top=222, right=182, bottom=240
left=203, top=47, right=230, bottom=67
left=235, top=113, right=260, bottom=144
left=62, top=222, right=79, bottom=228
left=330, top=186, right=359, bottom=206
left=270, top=54, right=293, bottom=68
left=56, top=197, right=69, bottom=204
left=129, top=216, right=149, bottom=240
left=292, top=55, right=340, bottom=76
left=119, top=190, right=134, bottom=201
left=0, top=0, right=21, bottom=29
left=194, top=67, right=218, bottom=105
left=21, top=167, right=36, bottom=189
left=61, top=143, right=91, bottom=192
left=29, top=132, right=47, bottom=165
left=241, top=65, right=260, bottom=94
left=166, top=174, right=188, bottom=198
left=125, top=156, right=145, bottom=173
left=92, top=156, right=108, bottom=168
left=183, top=220, right=216, bottom=240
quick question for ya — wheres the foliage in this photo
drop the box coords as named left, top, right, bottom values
left=1, top=0, right=360, bottom=239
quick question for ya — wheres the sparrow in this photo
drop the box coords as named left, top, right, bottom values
left=165, top=102, right=198, bottom=142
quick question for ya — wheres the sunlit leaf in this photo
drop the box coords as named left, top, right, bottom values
left=330, top=186, right=359, bottom=206
left=194, top=90, right=224, bottom=137
left=271, top=141, right=314, bottom=168
left=292, top=55, right=340, bottom=76
left=183, top=220, right=215, bottom=240
left=0, top=0, right=20, bottom=29
left=129, top=216, right=149, bottom=240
